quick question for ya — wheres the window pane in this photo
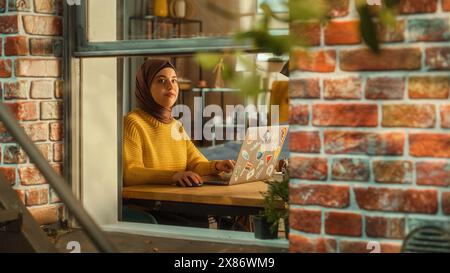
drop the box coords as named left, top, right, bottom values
left=86, top=0, right=288, bottom=42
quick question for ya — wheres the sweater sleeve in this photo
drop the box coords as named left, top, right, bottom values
left=185, top=137, right=221, bottom=177
left=122, top=118, right=177, bottom=186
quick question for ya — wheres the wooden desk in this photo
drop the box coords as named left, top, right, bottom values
left=122, top=181, right=269, bottom=216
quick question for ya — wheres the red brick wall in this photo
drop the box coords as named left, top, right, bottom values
left=0, top=0, right=64, bottom=226
left=289, top=0, right=450, bottom=253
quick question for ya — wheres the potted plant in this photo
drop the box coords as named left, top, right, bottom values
left=254, top=160, right=289, bottom=240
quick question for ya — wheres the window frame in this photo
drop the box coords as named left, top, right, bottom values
left=73, top=0, right=254, bottom=58
left=68, top=0, right=289, bottom=248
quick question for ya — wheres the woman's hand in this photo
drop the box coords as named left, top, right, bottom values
left=215, top=160, right=236, bottom=173
left=172, top=171, right=203, bottom=187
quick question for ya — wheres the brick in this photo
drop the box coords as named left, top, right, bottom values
left=0, top=122, right=14, bottom=143
left=289, top=79, right=320, bottom=99
left=290, top=22, right=321, bottom=46
left=324, top=77, right=362, bottom=99
left=325, top=21, right=360, bottom=45
left=354, top=187, right=438, bottom=214
left=327, top=0, right=349, bottom=18
left=409, top=76, right=449, bottom=99
left=416, top=162, right=450, bottom=187
left=290, top=157, right=328, bottom=180
left=397, top=0, right=437, bottom=14
left=289, top=104, right=309, bottom=125
left=290, top=184, right=350, bottom=208
left=0, top=15, right=18, bottom=33
left=28, top=205, right=59, bottom=225
left=340, top=240, right=402, bottom=253
left=290, top=131, right=321, bottom=153
left=376, top=20, right=405, bottom=43
left=19, top=166, right=46, bottom=186
left=410, top=134, right=450, bottom=158
left=55, top=80, right=63, bottom=98
left=7, top=102, right=39, bottom=121
left=3, top=144, right=27, bottom=164
left=30, top=38, right=62, bottom=56
left=15, top=58, right=61, bottom=77
left=290, top=208, right=321, bottom=234
left=444, top=0, right=450, bottom=11
left=366, top=216, right=405, bottom=239
left=5, top=36, right=28, bottom=56
left=36, top=143, right=51, bottom=161
left=22, top=15, right=62, bottom=36
left=31, top=80, right=54, bottom=99
left=0, top=59, right=12, bottom=78
left=373, top=160, right=413, bottom=184
left=8, top=0, right=31, bottom=11
left=325, top=211, right=362, bottom=237
left=332, top=158, right=370, bottom=182
left=313, top=104, right=378, bottom=127
left=443, top=192, right=450, bottom=215
left=426, top=47, right=450, bottom=70
left=441, top=105, right=450, bottom=128
left=40, top=101, right=63, bottom=120
left=34, top=0, right=58, bottom=13
left=382, top=104, right=436, bottom=128
left=50, top=122, right=63, bottom=141
left=408, top=18, right=450, bottom=42
left=341, top=48, right=421, bottom=71
left=52, top=163, right=63, bottom=176
left=15, top=189, right=25, bottom=204
left=25, top=187, right=49, bottom=206
left=53, top=142, right=63, bottom=162
left=365, top=77, right=405, bottom=100
left=291, top=49, right=336, bottom=72
left=3, top=81, right=28, bottom=100
left=22, top=122, right=48, bottom=142
left=289, top=234, right=337, bottom=253
left=324, top=131, right=404, bottom=155
left=0, top=167, right=17, bottom=185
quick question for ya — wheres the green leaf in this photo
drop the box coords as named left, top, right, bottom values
left=357, top=4, right=380, bottom=53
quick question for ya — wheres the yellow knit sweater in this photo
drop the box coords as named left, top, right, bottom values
left=123, top=108, right=220, bottom=186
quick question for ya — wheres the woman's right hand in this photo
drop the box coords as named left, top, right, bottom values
left=172, top=171, right=203, bottom=187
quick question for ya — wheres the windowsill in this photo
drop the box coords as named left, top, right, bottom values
left=102, top=222, right=289, bottom=249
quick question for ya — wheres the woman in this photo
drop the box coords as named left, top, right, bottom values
left=123, top=59, right=235, bottom=188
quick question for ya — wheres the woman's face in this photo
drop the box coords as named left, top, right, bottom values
left=150, top=67, right=179, bottom=108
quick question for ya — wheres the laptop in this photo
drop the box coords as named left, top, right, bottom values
left=203, top=125, right=289, bottom=186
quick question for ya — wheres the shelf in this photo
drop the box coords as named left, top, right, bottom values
left=192, top=88, right=241, bottom=93
left=130, top=15, right=202, bottom=25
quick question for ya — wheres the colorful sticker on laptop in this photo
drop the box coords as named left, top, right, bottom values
left=239, top=167, right=246, bottom=177
left=242, top=151, right=249, bottom=161
left=280, top=128, right=287, bottom=143
left=245, top=161, right=253, bottom=171
left=234, top=167, right=241, bottom=181
left=263, top=131, right=272, bottom=143
left=266, top=164, right=274, bottom=177
left=246, top=169, right=255, bottom=180
left=274, top=147, right=281, bottom=160
left=256, top=151, right=264, bottom=161
left=266, top=155, right=273, bottom=164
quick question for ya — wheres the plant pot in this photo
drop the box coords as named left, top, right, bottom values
left=253, top=216, right=278, bottom=240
